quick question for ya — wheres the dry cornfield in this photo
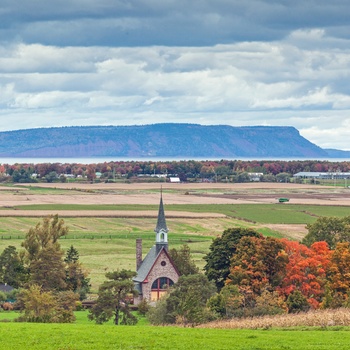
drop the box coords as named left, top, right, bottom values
left=198, top=308, right=350, bottom=329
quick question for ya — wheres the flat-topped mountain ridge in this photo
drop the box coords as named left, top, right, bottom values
left=0, top=124, right=342, bottom=158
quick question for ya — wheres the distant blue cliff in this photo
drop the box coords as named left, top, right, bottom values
left=0, top=124, right=336, bottom=158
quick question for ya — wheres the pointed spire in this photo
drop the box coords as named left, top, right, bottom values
left=154, top=187, right=168, bottom=234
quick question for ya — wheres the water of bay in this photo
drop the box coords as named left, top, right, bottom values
left=1, top=156, right=350, bottom=165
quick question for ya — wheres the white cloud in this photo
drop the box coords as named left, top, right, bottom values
left=0, top=26, right=350, bottom=149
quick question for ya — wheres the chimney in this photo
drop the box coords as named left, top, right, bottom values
left=136, top=238, right=142, bottom=271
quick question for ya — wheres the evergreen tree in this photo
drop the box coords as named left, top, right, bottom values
left=0, top=245, right=28, bottom=288
left=89, top=270, right=138, bottom=325
left=64, top=245, right=90, bottom=300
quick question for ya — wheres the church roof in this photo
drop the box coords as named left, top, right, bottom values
left=154, top=194, right=168, bottom=233
left=133, top=245, right=163, bottom=283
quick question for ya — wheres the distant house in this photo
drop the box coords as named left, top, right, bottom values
left=248, top=173, right=263, bottom=182
left=133, top=193, right=180, bottom=304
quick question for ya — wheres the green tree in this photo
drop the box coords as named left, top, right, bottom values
left=0, top=246, right=28, bottom=288
left=89, top=270, right=138, bottom=325
left=22, top=215, right=69, bottom=291
left=45, top=171, right=58, bottom=183
left=169, top=244, right=199, bottom=276
left=286, top=290, right=310, bottom=313
left=203, top=228, right=261, bottom=290
left=64, top=245, right=90, bottom=300
left=29, top=245, right=67, bottom=291
left=207, top=284, right=244, bottom=318
left=149, top=274, right=216, bottom=326
left=16, top=284, right=78, bottom=323
left=302, top=216, right=350, bottom=249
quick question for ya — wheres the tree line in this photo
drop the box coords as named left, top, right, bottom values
left=2, top=159, right=350, bottom=183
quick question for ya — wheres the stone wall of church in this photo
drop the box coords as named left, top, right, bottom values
left=141, top=249, right=179, bottom=302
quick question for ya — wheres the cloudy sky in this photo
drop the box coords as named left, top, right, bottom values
left=1, top=0, right=350, bottom=150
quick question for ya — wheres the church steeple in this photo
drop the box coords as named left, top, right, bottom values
left=154, top=188, right=168, bottom=251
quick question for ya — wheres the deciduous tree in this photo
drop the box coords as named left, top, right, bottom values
left=149, top=274, right=216, bottom=326
left=279, top=240, right=331, bottom=309
left=323, top=242, right=350, bottom=308
left=203, top=228, right=261, bottom=290
left=16, top=284, right=78, bottom=323
left=22, top=215, right=69, bottom=291
left=302, top=216, right=350, bottom=249
left=169, top=244, right=199, bottom=276
left=227, top=236, right=288, bottom=296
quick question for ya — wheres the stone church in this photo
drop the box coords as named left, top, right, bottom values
left=133, top=192, right=179, bottom=304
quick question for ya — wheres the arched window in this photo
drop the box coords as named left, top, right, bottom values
left=151, top=277, right=174, bottom=301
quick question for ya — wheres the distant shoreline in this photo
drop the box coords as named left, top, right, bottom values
left=2, top=156, right=350, bottom=165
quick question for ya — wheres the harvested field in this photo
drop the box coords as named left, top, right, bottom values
left=2, top=182, right=350, bottom=207
left=260, top=224, right=308, bottom=241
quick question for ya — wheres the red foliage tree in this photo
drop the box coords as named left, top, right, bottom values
left=279, top=239, right=331, bottom=309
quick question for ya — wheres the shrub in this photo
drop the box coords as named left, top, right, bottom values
left=2, top=302, right=13, bottom=311
left=75, top=301, right=84, bottom=311
left=137, top=299, right=150, bottom=316
left=287, top=290, right=310, bottom=313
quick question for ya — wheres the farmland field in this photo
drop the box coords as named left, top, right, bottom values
left=1, top=181, right=350, bottom=289
left=1, top=181, right=350, bottom=348
left=1, top=321, right=350, bottom=350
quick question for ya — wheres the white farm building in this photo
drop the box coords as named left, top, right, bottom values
left=293, top=172, right=350, bottom=179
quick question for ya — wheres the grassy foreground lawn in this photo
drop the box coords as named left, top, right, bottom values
left=1, top=322, right=350, bottom=350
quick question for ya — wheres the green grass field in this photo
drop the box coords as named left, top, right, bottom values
left=0, top=321, right=350, bottom=350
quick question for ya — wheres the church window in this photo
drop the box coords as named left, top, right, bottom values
left=151, top=277, right=174, bottom=301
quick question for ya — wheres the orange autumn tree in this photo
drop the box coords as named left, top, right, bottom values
left=324, top=242, right=350, bottom=308
left=226, top=236, right=288, bottom=309
left=279, top=239, right=331, bottom=309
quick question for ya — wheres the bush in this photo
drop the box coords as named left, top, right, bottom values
left=146, top=298, right=168, bottom=325
left=75, top=301, right=84, bottom=311
left=0, top=292, right=6, bottom=303
left=137, top=299, right=150, bottom=316
left=287, top=290, right=310, bottom=313
left=2, top=302, right=13, bottom=311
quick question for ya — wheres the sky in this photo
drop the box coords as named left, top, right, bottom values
left=1, top=1, right=350, bottom=150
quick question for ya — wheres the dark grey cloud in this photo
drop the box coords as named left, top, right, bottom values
left=1, top=0, right=350, bottom=47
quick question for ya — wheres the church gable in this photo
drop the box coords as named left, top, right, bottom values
left=143, top=248, right=179, bottom=302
